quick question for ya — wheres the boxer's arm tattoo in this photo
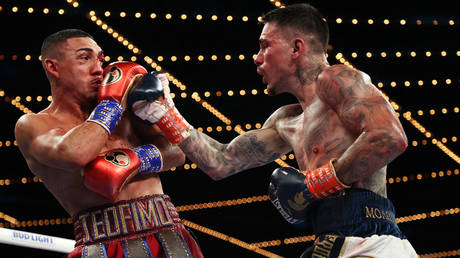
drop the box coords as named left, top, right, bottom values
left=319, top=66, right=406, bottom=188
left=181, top=129, right=282, bottom=180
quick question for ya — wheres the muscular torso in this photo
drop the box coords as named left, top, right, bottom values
left=23, top=111, right=164, bottom=217
left=274, top=98, right=387, bottom=197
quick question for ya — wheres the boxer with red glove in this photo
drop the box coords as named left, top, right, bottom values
left=84, top=144, right=162, bottom=201
left=268, top=159, right=350, bottom=224
left=87, top=61, right=147, bottom=133
left=128, top=72, right=192, bottom=144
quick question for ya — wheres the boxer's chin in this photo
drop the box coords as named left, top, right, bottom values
left=266, top=84, right=277, bottom=96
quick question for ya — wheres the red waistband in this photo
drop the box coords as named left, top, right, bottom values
left=72, top=194, right=181, bottom=246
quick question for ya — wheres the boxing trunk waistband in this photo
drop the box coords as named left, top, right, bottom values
left=72, top=194, right=181, bottom=246
left=307, top=189, right=405, bottom=238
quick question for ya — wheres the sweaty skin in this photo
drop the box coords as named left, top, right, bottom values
left=15, top=37, right=184, bottom=217
left=177, top=22, right=407, bottom=198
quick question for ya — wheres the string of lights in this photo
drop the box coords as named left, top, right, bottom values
left=408, top=107, right=460, bottom=116
left=1, top=207, right=458, bottom=230
left=403, top=112, right=460, bottom=164
left=269, top=0, right=286, bottom=8
left=1, top=3, right=457, bottom=26
left=2, top=49, right=459, bottom=64
left=0, top=211, right=19, bottom=226
left=91, top=10, right=257, bottom=23
left=340, top=50, right=460, bottom=59
left=182, top=219, right=282, bottom=258
left=333, top=18, right=456, bottom=26
left=418, top=249, right=460, bottom=258
left=0, top=5, right=69, bottom=15
left=376, top=79, right=457, bottom=88
left=176, top=195, right=270, bottom=212
left=0, top=91, right=33, bottom=114
left=410, top=137, right=458, bottom=147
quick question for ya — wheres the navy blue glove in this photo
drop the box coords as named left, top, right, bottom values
left=268, top=167, right=315, bottom=224
left=127, top=72, right=164, bottom=125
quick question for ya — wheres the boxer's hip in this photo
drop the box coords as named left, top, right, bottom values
left=302, top=189, right=418, bottom=257
left=307, top=188, right=404, bottom=238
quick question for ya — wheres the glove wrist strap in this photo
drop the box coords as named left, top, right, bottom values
left=132, top=144, right=163, bottom=173
left=157, top=107, right=193, bottom=145
left=305, top=158, right=351, bottom=199
left=87, top=99, right=123, bottom=133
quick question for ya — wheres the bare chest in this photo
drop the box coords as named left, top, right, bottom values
left=277, top=101, right=354, bottom=170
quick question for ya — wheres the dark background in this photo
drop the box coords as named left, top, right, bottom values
left=0, top=0, right=459, bottom=257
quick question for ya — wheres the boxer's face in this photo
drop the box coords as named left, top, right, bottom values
left=255, top=22, right=292, bottom=96
left=56, top=37, right=104, bottom=102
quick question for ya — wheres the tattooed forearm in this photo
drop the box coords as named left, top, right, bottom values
left=180, top=129, right=282, bottom=180
left=338, top=129, right=405, bottom=188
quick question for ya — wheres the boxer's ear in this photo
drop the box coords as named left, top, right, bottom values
left=291, top=38, right=306, bottom=59
left=43, top=58, right=60, bottom=79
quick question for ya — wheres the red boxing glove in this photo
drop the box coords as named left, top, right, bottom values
left=84, top=145, right=162, bottom=201
left=99, top=61, right=148, bottom=108
left=87, top=62, right=148, bottom=133
left=304, top=159, right=350, bottom=199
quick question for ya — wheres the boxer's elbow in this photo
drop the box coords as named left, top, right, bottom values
left=393, top=131, right=408, bottom=155
left=388, top=124, right=408, bottom=155
left=207, top=171, right=225, bottom=181
left=370, top=128, right=407, bottom=158
left=195, top=164, right=231, bottom=181
left=54, top=143, right=91, bottom=171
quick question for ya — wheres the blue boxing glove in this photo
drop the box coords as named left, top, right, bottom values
left=269, top=161, right=350, bottom=225
left=127, top=71, right=165, bottom=125
left=268, top=167, right=314, bottom=225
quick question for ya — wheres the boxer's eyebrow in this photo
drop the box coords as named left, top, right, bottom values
left=76, top=47, right=93, bottom=53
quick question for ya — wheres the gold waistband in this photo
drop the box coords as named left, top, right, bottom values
left=73, top=194, right=181, bottom=246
